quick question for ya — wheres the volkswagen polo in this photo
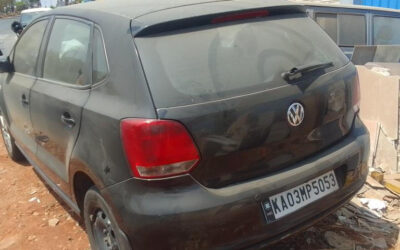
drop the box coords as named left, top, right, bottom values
left=0, top=0, right=369, bottom=249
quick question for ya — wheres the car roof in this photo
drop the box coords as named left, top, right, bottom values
left=58, top=0, right=302, bottom=20
left=301, top=2, right=400, bottom=14
left=46, top=0, right=304, bottom=36
left=21, top=8, right=52, bottom=14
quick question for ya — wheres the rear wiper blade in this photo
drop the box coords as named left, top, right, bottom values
left=281, top=62, right=334, bottom=81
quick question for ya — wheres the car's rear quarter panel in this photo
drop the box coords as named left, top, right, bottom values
left=67, top=11, right=156, bottom=191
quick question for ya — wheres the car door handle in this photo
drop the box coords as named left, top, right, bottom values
left=61, top=112, right=76, bottom=128
left=21, top=94, right=29, bottom=105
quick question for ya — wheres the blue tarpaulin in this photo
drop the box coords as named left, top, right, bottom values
left=357, top=0, right=400, bottom=9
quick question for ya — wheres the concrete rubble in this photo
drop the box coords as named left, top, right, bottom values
left=267, top=175, right=400, bottom=249
left=48, top=218, right=60, bottom=228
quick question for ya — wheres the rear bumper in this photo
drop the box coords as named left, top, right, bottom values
left=101, top=117, right=369, bottom=249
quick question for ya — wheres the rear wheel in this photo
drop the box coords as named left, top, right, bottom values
left=0, top=114, right=25, bottom=162
left=84, top=187, right=129, bottom=250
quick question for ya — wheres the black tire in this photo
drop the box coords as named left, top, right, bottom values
left=83, top=187, right=130, bottom=250
left=0, top=114, right=25, bottom=162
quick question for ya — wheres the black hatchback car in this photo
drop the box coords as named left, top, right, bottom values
left=0, top=0, right=369, bottom=249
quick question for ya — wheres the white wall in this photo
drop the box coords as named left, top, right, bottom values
left=40, top=0, right=57, bottom=7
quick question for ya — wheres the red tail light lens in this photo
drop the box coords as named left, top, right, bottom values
left=211, top=10, right=269, bottom=24
left=121, top=119, right=200, bottom=179
left=352, top=74, right=361, bottom=112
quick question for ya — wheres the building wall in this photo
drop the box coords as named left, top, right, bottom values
left=40, top=0, right=58, bottom=7
left=358, top=0, right=400, bottom=9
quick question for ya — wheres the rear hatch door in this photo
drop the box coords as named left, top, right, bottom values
left=135, top=11, right=357, bottom=188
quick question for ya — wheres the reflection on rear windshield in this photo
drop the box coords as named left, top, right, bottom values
left=136, top=14, right=349, bottom=107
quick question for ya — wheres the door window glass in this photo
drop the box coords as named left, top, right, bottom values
left=373, top=16, right=400, bottom=45
left=315, top=13, right=366, bottom=47
left=338, top=14, right=366, bottom=46
left=43, top=19, right=91, bottom=85
left=93, top=28, right=108, bottom=83
left=316, top=13, right=337, bottom=42
left=13, top=20, right=48, bottom=76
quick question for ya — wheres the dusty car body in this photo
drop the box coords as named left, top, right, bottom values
left=0, top=0, right=369, bottom=249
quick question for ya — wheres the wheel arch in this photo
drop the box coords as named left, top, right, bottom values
left=69, top=163, right=104, bottom=213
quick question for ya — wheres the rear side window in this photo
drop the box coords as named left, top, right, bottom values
left=315, top=13, right=366, bottom=46
left=43, top=19, right=91, bottom=85
left=14, top=20, right=48, bottom=76
left=136, top=14, right=349, bottom=108
left=92, top=28, right=108, bottom=83
left=373, top=16, right=400, bottom=45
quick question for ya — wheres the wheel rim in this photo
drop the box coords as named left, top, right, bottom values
left=91, top=209, right=119, bottom=250
left=0, top=115, right=12, bottom=154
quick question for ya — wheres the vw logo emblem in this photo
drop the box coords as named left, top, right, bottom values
left=287, top=103, right=304, bottom=127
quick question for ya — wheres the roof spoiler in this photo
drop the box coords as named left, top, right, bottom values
left=131, top=5, right=305, bottom=37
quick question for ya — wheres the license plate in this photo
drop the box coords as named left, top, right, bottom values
left=262, top=170, right=339, bottom=223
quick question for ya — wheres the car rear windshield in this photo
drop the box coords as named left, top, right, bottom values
left=135, top=13, right=349, bottom=108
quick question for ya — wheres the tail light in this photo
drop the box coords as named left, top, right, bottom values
left=352, top=74, right=361, bottom=113
left=121, top=119, right=200, bottom=179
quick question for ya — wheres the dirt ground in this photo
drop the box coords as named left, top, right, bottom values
left=0, top=140, right=399, bottom=250
left=0, top=143, right=89, bottom=250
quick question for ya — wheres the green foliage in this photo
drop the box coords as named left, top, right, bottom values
left=15, top=1, right=27, bottom=12
left=0, top=0, right=14, bottom=12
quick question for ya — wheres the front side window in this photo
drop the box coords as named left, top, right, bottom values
left=43, top=19, right=91, bottom=85
left=21, top=12, right=43, bottom=27
left=373, top=16, right=400, bottom=45
left=13, top=20, right=48, bottom=76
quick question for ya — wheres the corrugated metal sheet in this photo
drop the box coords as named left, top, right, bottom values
left=358, top=0, right=400, bottom=9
